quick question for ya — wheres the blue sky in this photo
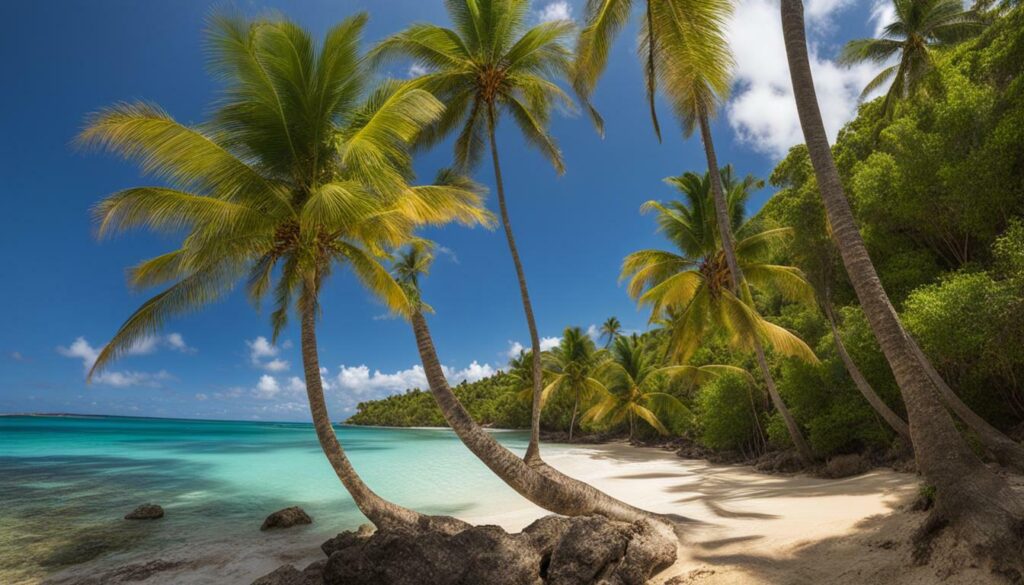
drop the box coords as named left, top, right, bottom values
left=0, top=0, right=887, bottom=421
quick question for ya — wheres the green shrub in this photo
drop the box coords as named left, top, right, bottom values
left=696, top=372, right=760, bottom=451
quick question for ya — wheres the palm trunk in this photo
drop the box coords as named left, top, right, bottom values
left=698, top=112, right=814, bottom=466
left=299, top=294, right=460, bottom=532
left=780, top=0, right=1024, bottom=571
left=906, top=335, right=1024, bottom=472
left=487, top=103, right=544, bottom=464
left=569, top=392, right=579, bottom=442
left=753, top=337, right=815, bottom=465
left=824, top=303, right=912, bottom=441
left=409, top=310, right=674, bottom=524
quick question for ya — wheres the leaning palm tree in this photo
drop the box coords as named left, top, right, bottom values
left=80, top=14, right=491, bottom=532
left=839, top=0, right=982, bottom=115
left=780, top=0, right=1024, bottom=572
left=599, top=316, right=623, bottom=348
left=373, top=0, right=581, bottom=462
left=576, top=4, right=776, bottom=466
left=585, top=335, right=696, bottom=440
left=541, top=327, right=607, bottom=441
left=391, top=245, right=670, bottom=523
left=623, top=167, right=818, bottom=465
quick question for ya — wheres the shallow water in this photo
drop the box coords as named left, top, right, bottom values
left=0, top=416, right=540, bottom=584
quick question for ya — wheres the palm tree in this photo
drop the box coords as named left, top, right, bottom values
left=839, top=0, right=982, bottom=115
left=576, top=2, right=779, bottom=467
left=599, top=317, right=623, bottom=348
left=622, top=167, right=818, bottom=465
left=540, top=327, right=607, bottom=441
left=391, top=246, right=667, bottom=523
left=780, top=0, right=1024, bottom=571
left=80, top=14, right=490, bottom=532
left=373, top=0, right=581, bottom=463
left=584, top=335, right=693, bottom=440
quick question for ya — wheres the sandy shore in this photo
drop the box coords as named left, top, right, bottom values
left=47, top=440, right=1014, bottom=584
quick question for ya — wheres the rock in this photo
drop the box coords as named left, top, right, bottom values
left=251, top=560, right=324, bottom=585
left=261, top=506, right=313, bottom=531
left=321, top=524, right=376, bottom=557
left=819, top=454, right=870, bottom=479
left=323, top=523, right=541, bottom=585
left=546, top=517, right=676, bottom=585
left=753, top=451, right=805, bottom=474
left=124, top=504, right=163, bottom=520
left=319, top=514, right=677, bottom=585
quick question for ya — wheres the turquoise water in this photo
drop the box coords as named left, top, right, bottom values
left=0, top=416, right=537, bottom=584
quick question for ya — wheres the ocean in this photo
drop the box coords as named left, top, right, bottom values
left=0, top=415, right=546, bottom=584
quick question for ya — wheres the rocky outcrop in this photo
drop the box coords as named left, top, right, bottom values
left=124, top=504, right=163, bottom=520
left=261, top=506, right=313, bottom=531
left=270, top=514, right=678, bottom=585
left=251, top=561, right=325, bottom=585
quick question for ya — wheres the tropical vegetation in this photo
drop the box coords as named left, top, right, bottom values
left=84, top=0, right=1024, bottom=575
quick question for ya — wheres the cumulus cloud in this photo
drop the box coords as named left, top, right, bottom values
left=253, top=375, right=281, bottom=400
left=334, top=361, right=496, bottom=395
left=246, top=336, right=290, bottom=372
left=540, top=336, right=561, bottom=351
left=725, top=0, right=884, bottom=159
left=536, top=1, right=571, bottom=22
left=506, top=340, right=526, bottom=359
left=408, top=63, right=428, bottom=78
left=57, top=336, right=175, bottom=388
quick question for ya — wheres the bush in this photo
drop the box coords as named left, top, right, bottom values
left=903, top=270, right=1024, bottom=426
left=697, top=372, right=761, bottom=452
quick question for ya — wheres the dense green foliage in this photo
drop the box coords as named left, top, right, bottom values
left=350, top=6, right=1024, bottom=460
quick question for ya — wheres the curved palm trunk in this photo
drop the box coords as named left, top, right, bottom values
left=409, top=310, right=673, bottom=524
left=300, top=296, right=463, bottom=533
left=907, top=335, right=1024, bottom=472
left=697, top=112, right=814, bottom=466
left=486, top=104, right=545, bottom=464
left=752, top=338, right=815, bottom=464
left=824, top=303, right=912, bottom=442
left=780, top=0, right=1024, bottom=572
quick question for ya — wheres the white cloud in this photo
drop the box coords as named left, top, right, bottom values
left=10, top=351, right=24, bottom=361
left=287, top=377, right=307, bottom=393
left=334, top=360, right=496, bottom=395
left=246, top=336, right=290, bottom=372
left=165, top=333, right=195, bottom=353
left=436, top=245, right=459, bottom=264
left=536, top=1, right=571, bottom=22
left=57, top=336, right=174, bottom=388
left=540, top=336, right=561, bottom=351
left=253, top=375, right=281, bottom=400
left=195, top=393, right=208, bottom=401
left=506, top=340, right=526, bottom=359
left=725, top=0, right=883, bottom=159
left=586, top=324, right=600, bottom=342
left=408, top=63, right=428, bottom=78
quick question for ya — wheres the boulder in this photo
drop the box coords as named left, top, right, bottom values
left=322, top=523, right=542, bottom=585
left=546, top=517, right=676, bottom=585
left=261, top=506, right=313, bottom=531
left=124, top=504, right=163, bottom=520
left=321, top=523, right=375, bottom=557
left=319, top=514, right=677, bottom=585
left=819, top=454, right=871, bottom=479
left=252, top=560, right=325, bottom=585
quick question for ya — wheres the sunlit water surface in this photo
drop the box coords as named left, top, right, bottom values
left=0, top=415, right=543, bottom=584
